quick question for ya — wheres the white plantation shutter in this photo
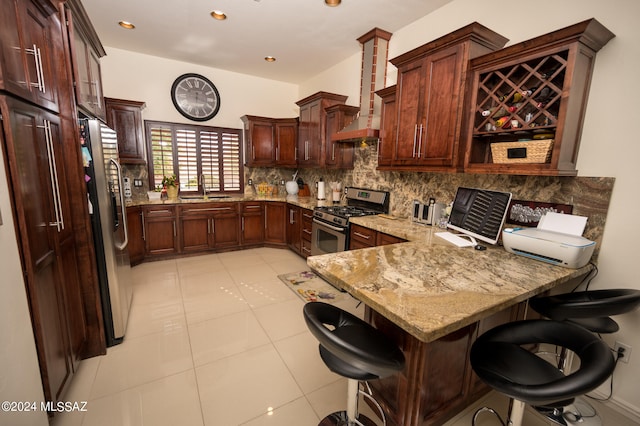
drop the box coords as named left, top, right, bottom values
left=146, top=121, right=243, bottom=194
left=201, top=130, right=220, bottom=191
left=148, top=125, right=174, bottom=190
left=176, top=129, right=198, bottom=191
left=221, top=131, right=241, bottom=191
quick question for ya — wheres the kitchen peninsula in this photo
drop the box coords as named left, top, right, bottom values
left=307, top=215, right=593, bottom=425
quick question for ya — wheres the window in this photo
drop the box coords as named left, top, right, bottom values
left=145, top=120, right=243, bottom=193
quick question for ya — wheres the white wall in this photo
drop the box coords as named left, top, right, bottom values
left=100, top=48, right=300, bottom=129
left=301, top=0, right=640, bottom=416
left=0, top=146, right=48, bottom=426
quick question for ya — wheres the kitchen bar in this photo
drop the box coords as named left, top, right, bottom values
left=307, top=216, right=593, bottom=425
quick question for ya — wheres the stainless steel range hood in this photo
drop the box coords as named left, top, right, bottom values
left=332, top=28, right=392, bottom=143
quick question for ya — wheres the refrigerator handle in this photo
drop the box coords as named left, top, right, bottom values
left=110, top=158, right=129, bottom=250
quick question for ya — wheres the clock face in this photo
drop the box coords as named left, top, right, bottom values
left=171, top=73, right=221, bottom=121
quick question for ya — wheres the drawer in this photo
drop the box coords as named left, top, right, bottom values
left=350, top=224, right=376, bottom=247
left=143, top=206, right=176, bottom=217
left=377, top=232, right=406, bottom=246
left=181, top=203, right=238, bottom=216
left=242, top=201, right=263, bottom=213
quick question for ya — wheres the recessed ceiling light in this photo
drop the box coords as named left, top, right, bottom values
left=211, top=10, right=227, bottom=20
left=325, top=0, right=341, bottom=6
left=264, top=56, right=276, bottom=62
left=118, top=21, right=135, bottom=29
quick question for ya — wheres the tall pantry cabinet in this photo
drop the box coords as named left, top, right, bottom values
left=0, top=0, right=105, bottom=409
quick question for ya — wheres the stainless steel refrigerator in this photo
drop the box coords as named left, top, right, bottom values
left=80, top=118, right=133, bottom=346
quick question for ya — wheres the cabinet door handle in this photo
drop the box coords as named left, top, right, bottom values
left=289, top=209, right=295, bottom=224
left=417, top=124, right=424, bottom=158
left=40, top=120, right=63, bottom=231
left=241, top=217, right=245, bottom=232
left=276, top=146, right=279, bottom=161
left=246, top=205, right=261, bottom=209
left=353, top=231, right=371, bottom=240
left=252, top=145, right=255, bottom=160
left=27, top=44, right=45, bottom=93
left=331, top=143, right=336, bottom=161
left=305, top=140, right=309, bottom=160
left=411, top=124, right=418, bottom=157
left=302, top=212, right=313, bottom=219
left=173, top=220, right=176, bottom=237
left=141, top=211, right=146, bottom=241
left=207, top=217, right=211, bottom=234
left=211, top=218, right=215, bottom=234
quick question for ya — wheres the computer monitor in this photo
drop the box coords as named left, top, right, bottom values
left=447, top=187, right=512, bottom=245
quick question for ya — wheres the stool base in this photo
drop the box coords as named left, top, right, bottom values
left=535, top=398, right=602, bottom=426
left=319, top=411, right=378, bottom=426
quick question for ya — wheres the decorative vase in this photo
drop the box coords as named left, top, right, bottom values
left=166, top=185, right=178, bottom=200
left=285, top=180, right=299, bottom=195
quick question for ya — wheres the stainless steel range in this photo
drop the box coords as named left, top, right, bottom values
left=311, top=187, right=389, bottom=256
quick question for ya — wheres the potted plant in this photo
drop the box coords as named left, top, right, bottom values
left=162, top=174, right=179, bottom=200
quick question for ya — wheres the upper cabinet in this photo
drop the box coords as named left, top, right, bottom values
left=242, top=115, right=298, bottom=168
left=65, top=0, right=106, bottom=120
left=383, top=23, right=508, bottom=172
left=105, top=97, right=147, bottom=164
left=0, top=0, right=60, bottom=112
left=296, top=91, right=348, bottom=168
left=464, top=19, right=614, bottom=176
left=324, top=104, right=360, bottom=168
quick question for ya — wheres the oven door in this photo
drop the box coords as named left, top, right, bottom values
left=311, top=218, right=347, bottom=256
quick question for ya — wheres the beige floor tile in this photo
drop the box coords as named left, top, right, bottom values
left=90, top=328, right=193, bottom=399
left=236, top=276, right=298, bottom=309
left=274, top=331, right=341, bottom=394
left=125, top=299, right=186, bottom=339
left=253, top=298, right=308, bottom=342
left=182, top=282, right=250, bottom=324
left=188, top=310, right=271, bottom=367
left=226, top=262, right=282, bottom=286
left=82, top=370, right=203, bottom=426
left=240, top=396, right=320, bottom=426
left=196, top=344, right=303, bottom=425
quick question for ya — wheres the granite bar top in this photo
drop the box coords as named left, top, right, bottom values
left=307, top=217, right=592, bottom=343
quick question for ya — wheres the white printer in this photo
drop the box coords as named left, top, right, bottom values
left=501, top=212, right=596, bottom=269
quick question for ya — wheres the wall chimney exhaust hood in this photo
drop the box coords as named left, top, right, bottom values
left=333, top=28, right=392, bottom=143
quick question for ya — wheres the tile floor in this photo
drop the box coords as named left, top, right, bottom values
left=52, top=247, right=637, bottom=426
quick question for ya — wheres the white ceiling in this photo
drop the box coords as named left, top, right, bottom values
left=80, top=0, right=450, bottom=84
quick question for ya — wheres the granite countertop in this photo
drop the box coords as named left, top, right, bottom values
left=307, top=216, right=592, bottom=343
left=127, top=194, right=332, bottom=210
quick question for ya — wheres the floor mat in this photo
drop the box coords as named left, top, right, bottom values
left=278, top=270, right=350, bottom=304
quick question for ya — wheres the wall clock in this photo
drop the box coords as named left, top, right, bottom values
left=170, top=73, right=221, bottom=121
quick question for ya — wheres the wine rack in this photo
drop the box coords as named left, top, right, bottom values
left=464, top=19, right=615, bottom=176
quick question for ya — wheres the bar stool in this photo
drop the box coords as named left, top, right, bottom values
left=528, top=289, right=640, bottom=424
left=303, top=301, right=405, bottom=426
left=470, top=320, right=615, bottom=426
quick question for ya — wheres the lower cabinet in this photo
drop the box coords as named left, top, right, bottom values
left=264, top=202, right=287, bottom=245
left=143, top=205, right=178, bottom=256
left=180, top=203, right=240, bottom=252
left=126, top=206, right=144, bottom=265
left=349, top=223, right=407, bottom=250
left=300, top=208, right=313, bottom=257
left=287, top=204, right=313, bottom=258
left=241, top=201, right=264, bottom=246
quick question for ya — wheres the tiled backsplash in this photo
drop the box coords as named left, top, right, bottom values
left=124, top=142, right=614, bottom=249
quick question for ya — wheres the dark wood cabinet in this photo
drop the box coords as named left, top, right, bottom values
left=241, top=201, right=264, bottom=246
left=66, top=0, right=106, bottom=120
left=286, top=204, right=301, bottom=253
left=126, top=206, right=145, bottom=265
left=300, top=207, right=313, bottom=258
left=143, top=205, right=178, bottom=256
left=0, top=96, right=73, bottom=403
left=0, top=0, right=60, bottom=112
left=264, top=202, right=287, bottom=245
left=464, top=19, right=614, bottom=176
left=241, top=115, right=298, bottom=167
left=324, top=104, right=359, bottom=168
left=349, top=223, right=407, bottom=250
left=105, top=97, right=146, bottom=164
left=375, top=85, right=396, bottom=167
left=384, top=23, right=508, bottom=172
left=296, top=92, right=348, bottom=168
left=180, top=203, right=240, bottom=252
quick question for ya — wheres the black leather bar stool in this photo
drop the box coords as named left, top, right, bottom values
left=528, top=289, right=640, bottom=424
left=303, top=301, right=405, bottom=426
left=470, top=320, right=615, bottom=426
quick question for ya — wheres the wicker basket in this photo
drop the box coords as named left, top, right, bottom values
left=491, top=139, right=554, bottom=164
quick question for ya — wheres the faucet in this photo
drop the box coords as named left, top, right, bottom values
left=200, top=174, right=208, bottom=199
